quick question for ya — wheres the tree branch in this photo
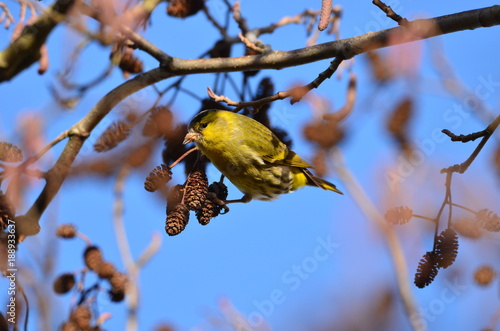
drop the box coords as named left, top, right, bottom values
left=17, top=69, right=172, bottom=240
left=0, top=0, right=76, bottom=82
left=332, top=148, right=424, bottom=331
left=160, top=6, right=500, bottom=73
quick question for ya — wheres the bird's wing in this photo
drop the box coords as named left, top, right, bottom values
left=275, top=149, right=311, bottom=168
left=238, top=115, right=311, bottom=168
left=257, top=137, right=311, bottom=169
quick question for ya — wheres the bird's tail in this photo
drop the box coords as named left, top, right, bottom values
left=303, top=169, right=343, bottom=195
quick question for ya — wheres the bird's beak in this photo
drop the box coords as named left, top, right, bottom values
left=183, top=129, right=200, bottom=145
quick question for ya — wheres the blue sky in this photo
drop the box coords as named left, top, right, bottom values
left=1, top=0, right=500, bottom=330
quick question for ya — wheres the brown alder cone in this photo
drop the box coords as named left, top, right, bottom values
left=414, top=251, right=439, bottom=288
left=196, top=181, right=228, bottom=225
left=476, top=209, right=500, bottom=232
left=109, top=288, right=126, bottom=302
left=162, top=123, right=189, bottom=164
left=125, top=142, right=154, bottom=168
left=53, top=273, right=76, bottom=294
left=184, top=170, right=209, bottom=211
left=0, top=142, right=23, bottom=162
left=166, top=0, right=204, bottom=18
left=70, top=159, right=116, bottom=177
left=166, top=203, right=189, bottom=236
left=251, top=77, right=274, bottom=125
left=143, top=106, right=175, bottom=138
left=452, top=219, right=482, bottom=239
left=387, top=97, right=413, bottom=155
left=303, top=118, right=345, bottom=148
left=109, top=272, right=128, bottom=292
left=0, top=192, right=15, bottom=230
left=384, top=206, right=413, bottom=225
left=108, top=272, right=128, bottom=302
left=494, top=146, right=500, bottom=178
left=312, top=149, right=328, bottom=177
left=96, top=261, right=117, bottom=279
left=56, top=224, right=78, bottom=239
left=83, top=246, right=104, bottom=271
left=365, top=50, right=395, bottom=83
left=208, top=39, right=232, bottom=58
left=434, top=228, right=459, bottom=269
left=166, top=184, right=185, bottom=214
left=144, top=164, right=172, bottom=192
left=118, top=51, right=144, bottom=74
left=154, top=324, right=175, bottom=331
left=69, top=305, right=92, bottom=330
left=94, top=121, right=131, bottom=152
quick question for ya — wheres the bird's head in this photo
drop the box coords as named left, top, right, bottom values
left=183, top=109, right=220, bottom=145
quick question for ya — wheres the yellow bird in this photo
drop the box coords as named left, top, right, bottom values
left=183, top=109, right=342, bottom=202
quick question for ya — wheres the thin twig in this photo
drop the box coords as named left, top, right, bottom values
left=207, top=57, right=344, bottom=111
left=169, top=147, right=199, bottom=169
left=113, top=165, right=162, bottom=331
left=412, top=214, right=437, bottom=223
left=332, top=147, right=424, bottom=331
left=2, top=130, right=69, bottom=194
left=429, top=116, right=500, bottom=251
left=207, top=86, right=291, bottom=111
left=441, top=115, right=500, bottom=174
left=231, top=1, right=250, bottom=34
left=136, top=232, right=162, bottom=269
left=446, top=173, right=453, bottom=228
left=113, top=166, right=134, bottom=269
left=372, top=0, right=409, bottom=26
left=432, top=172, right=452, bottom=251
left=441, top=129, right=487, bottom=142
left=202, top=6, right=229, bottom=39
left=430, top=40, right=498, bottom=125
left=113, top=166, right=137, bottom=331
left=324, top=70, right=357, bottom=122
left=449, top=202, right=477, bottom=215
left=25, top=130, right=70, bottom=165
left=76, top=232, right=93, bottom=246
left=17, top=280, right=29, bottom=331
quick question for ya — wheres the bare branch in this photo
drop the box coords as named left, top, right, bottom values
left=0, top=0, right=76, bottom=82
left=202, top=5, right=229, bottom=39
left=441, top=115, right=500, bottom=174
left=324, top=70, right=357, bottom=122
left=136, top=232, right=162, bottom=269
left=238, top=33, right=266, bottom=54
left=231, top=1, right=250, bottom=34
left=113, top=165, right=162, bottom=331
left=372, top=0, right=409, bottom=26
left=208, top=57, right=344, bottom=110
left=0, top=2, right=15, bottom=28
left=332, top=148, right=424, bottom=331
left=208, top=86, right=292, bottom=112
left=253, top=9, right=321, bottom=36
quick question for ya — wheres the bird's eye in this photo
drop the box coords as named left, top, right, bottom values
left=200, top=122, right=208, bottom=129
